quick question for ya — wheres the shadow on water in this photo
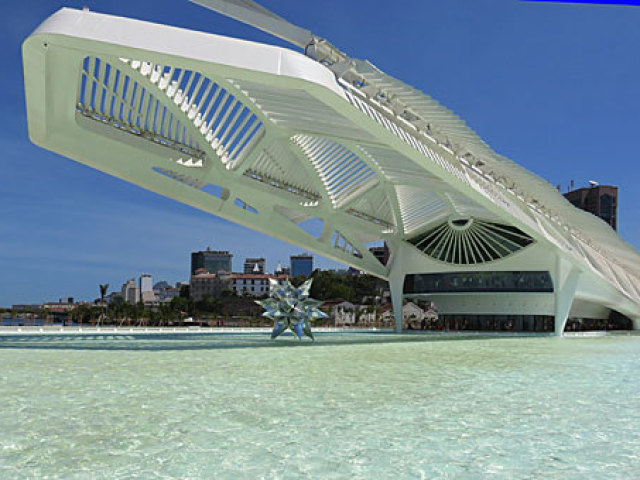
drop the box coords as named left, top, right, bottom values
left=0, top=332, right=504, bottom=352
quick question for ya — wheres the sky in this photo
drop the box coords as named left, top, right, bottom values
left=2, top=0, right=640, bottom=306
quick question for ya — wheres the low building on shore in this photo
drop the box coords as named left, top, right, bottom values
left=230, top=273, right=289, bottom=296
left=320, top=299, right=357, bottom=326
left=381, top=301, right=438, bottom=328
left=11, top=304, right=43, bottom=311
left=189, top=272, right=232, bottom=302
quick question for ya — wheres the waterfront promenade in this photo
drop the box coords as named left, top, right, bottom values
left=1, top=325, right=637, bottom=338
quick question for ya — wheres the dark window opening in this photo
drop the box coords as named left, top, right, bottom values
left=451, top=218, right=470, bottom=227
left=404, top=271, right=554, bottom=294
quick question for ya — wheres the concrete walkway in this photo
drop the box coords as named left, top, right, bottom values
left=1, top=326, right=635, bottom=337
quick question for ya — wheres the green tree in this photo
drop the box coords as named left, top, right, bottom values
left=133, top=302, right=145, bottom=327
left=39, top=307, right=52, bottom=326
left=309, top=270, right=356, bottom=302
left=170, top=296, right=191, bottom=323
left=157, top=303, right=177, bottom=326
left=170, top=296, right=189, bottom=313
left=73, top=304, right=91, bottom=326
left=123, top=302, right=134, bottom=327
left=198, top=295, right=222, bottom=315
left=97, top=283, right=109, bottom=326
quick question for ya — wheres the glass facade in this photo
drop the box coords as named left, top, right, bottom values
left=409, top=314, right=631, bottom=333
left=191, top=250, right=233, bottom=274
left=411, top=315, right=555, bottom=332
left=290, top=254, right=313, bottom=277
left=404, top=271, right=554, bottom=294
left=600, top=194, right=616, bottom=229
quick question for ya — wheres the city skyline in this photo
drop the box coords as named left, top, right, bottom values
left=5, top=245, right=322, bottom=306
left=3, top=0, right=640, bottom=306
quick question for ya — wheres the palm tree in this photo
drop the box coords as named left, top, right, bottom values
left=97, top=283, right=109, bottom=326
left=135, top=302, right=146, bottom=327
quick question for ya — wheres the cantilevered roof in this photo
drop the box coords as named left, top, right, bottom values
left=22, top=6, right=640, bottom=312
left=345, top=59, right=640, bottom=281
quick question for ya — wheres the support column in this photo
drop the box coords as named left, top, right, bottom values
left=388, top=247, right=405, bottom=333
left=554, top=257, right=580, bottom=336
left=390, top=276, right=404, bottom=333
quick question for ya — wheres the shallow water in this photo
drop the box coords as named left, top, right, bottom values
left=0, top=333, right=639, bottom=479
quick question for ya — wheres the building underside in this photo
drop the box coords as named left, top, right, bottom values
left=22, top=5, right=640, bottom=335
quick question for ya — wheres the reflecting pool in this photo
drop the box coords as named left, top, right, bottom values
left=1, top=333, right=639, bottom=479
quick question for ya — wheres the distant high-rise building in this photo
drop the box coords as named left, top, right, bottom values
left=121, top=278, right=139, bottom=304
left=139, top=274, right=155, bottom=303
left=369, top=243, right=390, bottom=266
left=107, top=292, right=123, bottom=305
left=244, top=257, right=266, bottom=274
left=153, top=281, right=171, bottom=291
left=153, top=280, right=180, bottom=303
left=563, top=184, right=618, bottom=230
left=274, top=262, right=290, bottom=276
left=290, top=253, right=313, bottom=277
left=191, top=247, right=233, bottom=275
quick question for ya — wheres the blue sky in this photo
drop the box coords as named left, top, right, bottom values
left=2, top=0, right=639, bottom=306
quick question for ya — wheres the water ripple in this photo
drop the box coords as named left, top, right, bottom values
left=1, top=334, right=640, bottom=478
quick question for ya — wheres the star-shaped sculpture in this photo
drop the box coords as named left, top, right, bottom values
left=255, top=278, right=328, bottom=340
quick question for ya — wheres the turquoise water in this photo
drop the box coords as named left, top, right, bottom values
left=1, top=333, right=639, bottom=479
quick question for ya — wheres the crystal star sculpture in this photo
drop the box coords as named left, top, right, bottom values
left=255, top=278, right=328, bottom=340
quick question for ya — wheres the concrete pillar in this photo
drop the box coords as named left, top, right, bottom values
left=388, top=247, right=405, bottom=333
left=390, top=278, right=404, bottom=333
left=554, top=257, right=580, bottom=336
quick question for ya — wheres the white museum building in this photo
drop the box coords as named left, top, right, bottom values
left=22, top=1, right=640, bottom=334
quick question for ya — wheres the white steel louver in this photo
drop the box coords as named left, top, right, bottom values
left=445, top=192, right=500, bottom=222
left=395, top=186, right=449, bottom=235
left=347, top=188, right=395, bottom=228
left=408, top=218, right=534, bottom=265
left=292, top=135, right=378, bottom=208
left=243, top=141, right=322, bottom=202
left=358, top=144, right=441, bottom=185
left=77, top=56, right=264, bottom=169
left=342, top=86, right=468, bottom=185
left=230, top=79, right=375, bottom=142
